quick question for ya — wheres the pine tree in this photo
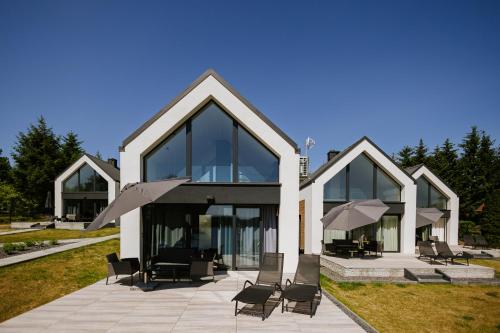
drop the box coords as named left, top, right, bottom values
left=95, top=151, right=103, bottom=160
left=413, top=139, right=428, bottom=165
left=58, top=132, right=84, bottom=171
left=397, top=145, right=414, bottom=168
left=457, top=126, right=482, bottom=221
left=11, top=117, right=62, bottom=212
left=0, top=149, right=11, bottom=183
left=481, top=189, right=500, bottom=248
left=428, top=139, right=458, bottom=190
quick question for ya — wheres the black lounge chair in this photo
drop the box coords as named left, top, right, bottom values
left=474, top=235, right=489, bottom=249
left=232, top=252, right=284, bottom=320
left=417, top=241, right=441, bottom=264
left=281, top=254, right=322, bottom=318
left=435, top=241, right=473, bottom=266
left=106, top=253, right=140, bottom=286
left=463, top=234, right=476, bottom=248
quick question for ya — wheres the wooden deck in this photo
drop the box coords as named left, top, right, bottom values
left=0, top=271, right=364, bottom=333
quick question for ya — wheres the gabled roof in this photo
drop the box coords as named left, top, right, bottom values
left=55, top=154, right=120, bottom=183
left=85, top=154, right=120, bottom=182
left=404, top=164, right=424, bottom=175
left=120, top=69, right=299, bottom=152
left=405, top=163, right=457, bottom=197
left=300, top=136, right=415, bottom=189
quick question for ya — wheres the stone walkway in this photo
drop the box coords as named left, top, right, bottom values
left=0, top=271, right=365, bottom=333
left=0, top=234, right=119, bottom=267
left=0, top=229, right=37, bottom=236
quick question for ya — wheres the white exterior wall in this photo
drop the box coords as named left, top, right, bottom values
left=120, top=74, right=300, bottom=273
left=54, top=155, right=119, bottom=219
left=412, top=166, right=459, bottom=245
left=300, top=139, right=417, bottom=255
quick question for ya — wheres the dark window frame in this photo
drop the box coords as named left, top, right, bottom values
left=63, top=163, right=108, bottom=193
left=417, top=175, right=448, bottom=209
left=324, top=153, right=401, bottom=202
left=143, top=100, right=280, bottom=183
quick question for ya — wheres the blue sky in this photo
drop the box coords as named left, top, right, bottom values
left=1, top=0, right=499, bottom=170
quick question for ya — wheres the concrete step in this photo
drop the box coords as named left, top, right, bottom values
left=404, top=268, right=450, bottom=283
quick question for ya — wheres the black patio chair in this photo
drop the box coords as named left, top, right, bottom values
left=106, top=253, right=140, bottom=286
left=417, top=241, right=442, bottom=264
left=232, top=252, right=284, bottom=320
left=321, top=241, right=335, bottom=256
left=363, top=240, right=383, bottom=257
left=281, top=254, right=322, bottom=318
left=463, top=234, right=476, bottom=248
left=435, top=241, right=473, bottom=266
left=474, top=235, right=489, bottom=249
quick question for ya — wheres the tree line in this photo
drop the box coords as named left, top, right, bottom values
left=395, top=127, right=500, bottom=246
left=0, top=117, right=84, bottom=218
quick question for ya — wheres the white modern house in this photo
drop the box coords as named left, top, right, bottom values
left=406, top=164, right=459, bottom=245
left=299, top=137, right=418, bottom=255
left=119, top=69, right=300, bottom=273
left=54, top=154, right=120, bottom=223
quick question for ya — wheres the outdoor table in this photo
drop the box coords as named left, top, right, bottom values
left=152, top=262, right=190, bottom=282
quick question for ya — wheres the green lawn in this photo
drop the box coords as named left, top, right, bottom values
left=321, top=275, right=500, bottom=333
left=0, top=239, right=119, bottom=323
left=0, top=227, right=119, bottom=243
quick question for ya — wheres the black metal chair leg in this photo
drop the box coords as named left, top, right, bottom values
left=106, top=276, right=109, bottom=285
left=281, top=298, right=284, bottom=313
left=262, top=303, right=265, bottom=321
left=234, top=301, right=238, bottom=316
left=310, top=301, right=313, bottom=318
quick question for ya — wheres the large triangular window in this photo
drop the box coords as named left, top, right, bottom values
left=144, top=101, right=279, bottom=183
left=63, top=163, right=108, bottom=192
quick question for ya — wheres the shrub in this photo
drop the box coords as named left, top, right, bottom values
left=49, top=239, right=58, bottom=246
left=459, top=220, right=478, bottom=239
left=14, top=243, right=26, bottom=251
left=2, top=243, right=16, bottom=254
left=25, top=240, right=36, bottom=247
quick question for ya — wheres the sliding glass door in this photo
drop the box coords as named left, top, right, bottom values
left=235, top=208, right=261, bottom=268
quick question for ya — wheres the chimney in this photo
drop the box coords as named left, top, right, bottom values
left=107, top=158, right=118, bottom=168
left=327, top=150, right=340, bottom=161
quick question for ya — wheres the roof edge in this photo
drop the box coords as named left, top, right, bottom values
left=300, top=136, right=415, bottom=190
left=120, top=69, right=299, bottom=153
left=410, top=164, right=458, bottom=197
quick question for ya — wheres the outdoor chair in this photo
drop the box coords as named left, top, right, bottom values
left=281, top=254, right=322, bottom=318
left=105, top=253, right=140, bottom=286
left=232, top=252, right=284, bottom=320
left=463, top=234, right=476, bottom=248
left=417, top=241, right=442, bottom=264
left=435, top=241, right=473, bottom=266
left=151, top=248, right=193, bottom=281
left=363, top=240, right=383, bottom=257
left=190, top=250, right=215, bottom=282
left=429, top=235, right=439, bottom=243
left=474, top=235, right=489, bottom=249
left=321, top=241, right=335, bottom=256
left=331, top=239, right=357, bottom=256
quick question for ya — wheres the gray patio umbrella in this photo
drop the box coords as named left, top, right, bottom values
left=416, top=207, right=444, bottom=228
left=321, top=199, right=389, bottom=231
left=86, top=177, right=190, bottom=231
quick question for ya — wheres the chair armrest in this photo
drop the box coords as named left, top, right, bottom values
left=285, top=278, right=293, bottom=287
left=243, top=280, right=254, bottom=289
left=108, top=261, right=135, bottom=275
left=274, top=282, right=283, bottom=292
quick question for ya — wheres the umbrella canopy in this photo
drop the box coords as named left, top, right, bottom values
left=86, top=177, right=190, bottom=231
left=416, top=207, right=444, bottom=228
left=321, top=199, right=389, bottom=231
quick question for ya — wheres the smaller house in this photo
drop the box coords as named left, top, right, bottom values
left=300, top=137, right=417, bottom=255
left=54, top=154, right=120, bottom=224
left=406, top=164, right=459, bottom=245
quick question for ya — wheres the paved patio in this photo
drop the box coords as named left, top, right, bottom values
left=0, top=271, right=365, bottom=333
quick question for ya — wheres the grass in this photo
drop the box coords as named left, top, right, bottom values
left=456, top=258, right=500, bottom=278
left=321, top=275, right=500, bottom=333
left=0, top=227, right=119, bottom=243
left=0, top=239, right=119, bottom=323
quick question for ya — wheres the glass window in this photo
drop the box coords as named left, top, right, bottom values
left=324, top=168, right=347, bottom=201
left=238, top=127, right=278, bottom=182
left=376, top=168, right=400, bottom=201
left=349, top=154, right=374, bottom=200
left=416, top=177, right=429, bottom=208
left=144, top=126, right=186, bottom=181
left=63, top=172, right=79, bottom=192
left=377, top=216, right=399, bottom=251
left=95, top=174, right=108, bottom=192
left=192, top=103, right=233, bottom=182
left=430, top=185, right=447, bottom=209
left=79, top=164, right=94, bottom=191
